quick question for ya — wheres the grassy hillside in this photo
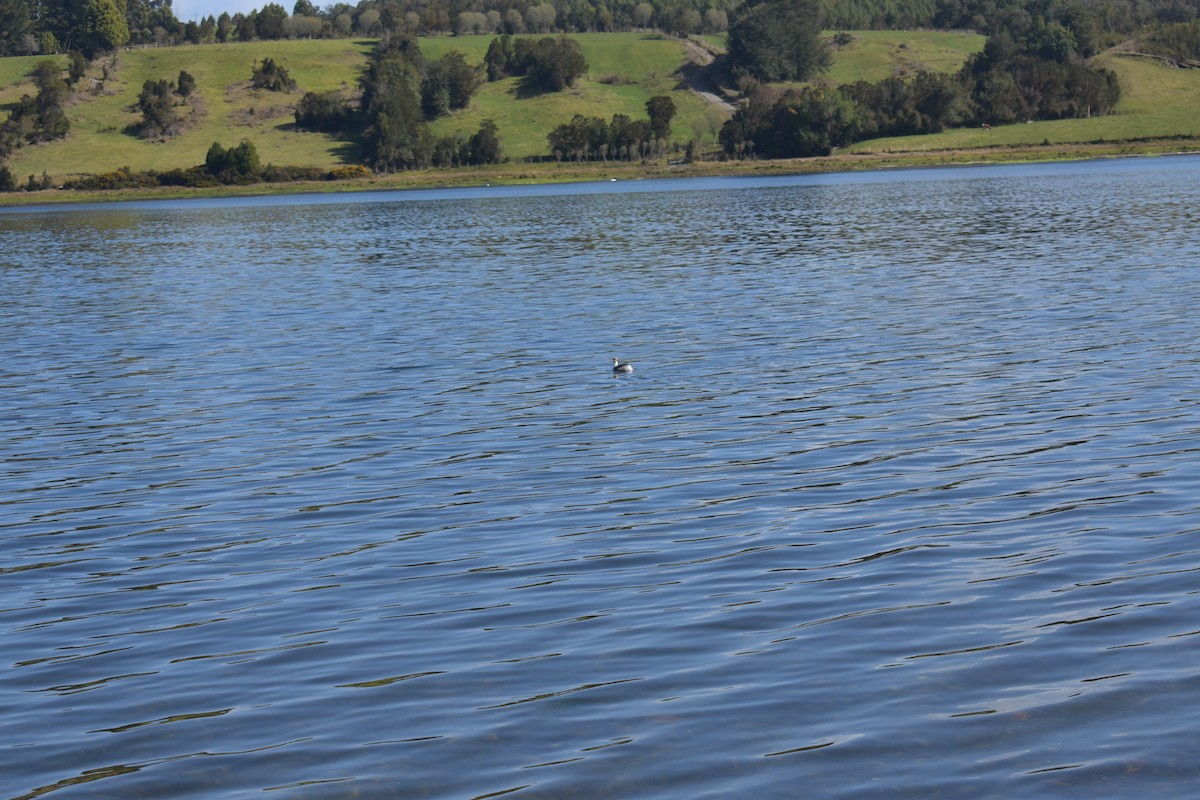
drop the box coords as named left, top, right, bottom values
left=3, top=40, right=372, bottom=178
left=1, top=30, right=989, bottom=180
left=2, top=31, right=1194, bottom=184
left=1, top=34, right=714, bottom=179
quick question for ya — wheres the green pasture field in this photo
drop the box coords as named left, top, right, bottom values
left=4, top=39, right=374, bottom=178
left=823, top=29, right=985, bottom=85
left=1, top=33, right=714, bottom=179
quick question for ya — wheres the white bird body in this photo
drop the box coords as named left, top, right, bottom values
left=612, top=357, right=634, bottom=374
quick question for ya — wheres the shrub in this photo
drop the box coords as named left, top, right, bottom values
left=326, top=165, right=372, bottom=180
left=176, top=70, right=196, bottom=99
left=68, top=51, right=88, bottom=85
left=295, top=90, right=352, bottom=132
left=259, top=164, right=325, bottom=182
left=62, top=167, right=158, bottom=190
left=138, top=78, right=184, bottom=138
left=252, top=57, right=296, bottom=92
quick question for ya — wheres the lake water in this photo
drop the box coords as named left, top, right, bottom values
left=3, top=156, right=1200, bottom=799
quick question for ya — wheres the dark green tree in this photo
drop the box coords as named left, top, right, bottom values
left=515, top=36, right=588, bottom=92
left=360, top=42, right=431, bottom=170
left=138, top=77, right=182, bottom=138
left=126, top=0, right=181, bottom=45
left=548, top=111, right=660, bottom=162
left=1032, top=20, right=1078, bottom=63
left=421, top=51, right=484, bottom=118
left=484, top=34, right=514, bottom=81
left=68, top=51, right=88, bottom=85
left=252, top=57, right=297, bottom=91
left=0, top=0, right=33, bottom=57
left=547, top=113, right=605, bottom=160
left=205, top=141, right=227, bottom=172
left=84, top=0, right=130, bottom=56
left=960, top=32, right=1120, bottom=125
left=294, top=90, right=352, bottom=131
left=608, top=113, right=651, bottom=158
left=758, top=87, right=857, bottom=157
left=256, top=3, right=288, bottom=39
left=227, top=140, right=260, bottom=176
left=205, top=140, right=261, bottom=181
left=31, top=59, right=70, bottom=140
left=727, top=0, right=829, bottom=82
left=719, top=85, right=856, bottom=158
left=176, top=70, right=196, bottom=99
left=911, top=71, right=966, bottom=132
left=645, top=94, right=676, bottom=140
left=234, top=11, right=257, bottom=41
left=465, top=118, right=502, bottom=164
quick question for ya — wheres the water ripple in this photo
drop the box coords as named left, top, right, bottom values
left=3, top=156, right=1200, bottom=799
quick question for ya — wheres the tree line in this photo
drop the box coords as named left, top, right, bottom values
left=3, top=0, right=1195, bottom=56
left=546, top=94, right=676, bottom=161
left=718, top=25, right=1120, bottom=160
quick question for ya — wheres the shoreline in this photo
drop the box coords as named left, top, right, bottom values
left=3, top=138, right=1199, bottom=208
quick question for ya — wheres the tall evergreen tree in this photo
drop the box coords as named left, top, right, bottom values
left=360, top=41, right=431, bottom=170
left=645, top=95, right=676, bottom=140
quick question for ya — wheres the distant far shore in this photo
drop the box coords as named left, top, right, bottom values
left=4, top=138, right=1199, bottom=208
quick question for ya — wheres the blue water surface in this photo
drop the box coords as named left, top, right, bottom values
left=2, top=156, right=1199, bottom=799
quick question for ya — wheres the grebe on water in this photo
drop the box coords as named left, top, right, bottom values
left=612, top=357, right=634, bottom=374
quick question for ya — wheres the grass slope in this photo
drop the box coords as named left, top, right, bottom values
left=2, top=31, right=1196, bottom=185
left=2, top=33, right=711, bottom=179
left=0, top=54, right=67, bottom=102
left=823, top=30, right=985, bottom=85
left=4, top=40, right=373, bottom=179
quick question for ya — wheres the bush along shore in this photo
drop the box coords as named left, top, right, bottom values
left=3, top=136, right=1198, bottom=207
left=55, top=140, right=371, bottom=191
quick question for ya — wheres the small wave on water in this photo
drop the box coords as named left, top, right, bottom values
left=2, top=156, right=1200, bottom=799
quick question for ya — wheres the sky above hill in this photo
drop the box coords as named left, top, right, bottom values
left=174, top=1, right=267, bottom=21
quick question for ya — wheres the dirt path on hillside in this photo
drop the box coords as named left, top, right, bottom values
left=681, top=39, right=737, bottom=112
